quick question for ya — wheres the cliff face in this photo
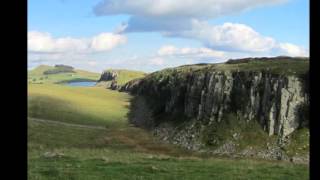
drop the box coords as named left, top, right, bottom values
left=122, top=58, right=309, bottom=158
left=96, top=71, right=118, bottom=89
left=125, top=70, right=308, bottom=136
left=98, top=71, right=118, bottom=82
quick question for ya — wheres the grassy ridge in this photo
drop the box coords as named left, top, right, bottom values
left=28, top=65, right=100, bottom=84
left=102, top=69, right=146, bottom=86
left=151, top=57, right=309, bottom=78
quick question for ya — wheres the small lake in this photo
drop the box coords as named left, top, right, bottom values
left=66, top=81, right=97, bottom=87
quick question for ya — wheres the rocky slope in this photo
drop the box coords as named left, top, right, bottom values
left=121, top=57, right=309, bottom=162
left=97, top=69, right=146, bottom=90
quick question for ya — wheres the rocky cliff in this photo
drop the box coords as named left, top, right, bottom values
left=122, top=57, right=309, bottom=162
left=96, top=70, right=119, bottom=89
left=97, top=69, right=146, bottom=90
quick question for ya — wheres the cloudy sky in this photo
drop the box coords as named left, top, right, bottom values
left=28, top=0, right=309, bottom=73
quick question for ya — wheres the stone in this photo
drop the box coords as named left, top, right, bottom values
left=120, top=58, right=309, bottom=162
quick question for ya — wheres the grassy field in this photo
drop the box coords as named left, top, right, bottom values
left=28, top=120, right=308, bottom=179
left=28, top=65, right=101, bottom=84
left=28, top=68, right=309, bottom=179
left=28, top=84, right=130, bottom=127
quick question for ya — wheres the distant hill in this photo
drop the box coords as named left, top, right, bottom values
left=43, top=64, right=75, bottom=75
left=28, top=65, right=100, bottom=84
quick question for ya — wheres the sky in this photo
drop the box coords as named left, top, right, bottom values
left=28, top=0, right=309, bottom=73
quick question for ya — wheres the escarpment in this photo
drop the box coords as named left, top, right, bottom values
left=97, top=69, right=146, bottom=90
left=121, top=57, right=309, bottom=161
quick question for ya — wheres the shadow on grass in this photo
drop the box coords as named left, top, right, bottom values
left=28, top=95, right=124, bottom=127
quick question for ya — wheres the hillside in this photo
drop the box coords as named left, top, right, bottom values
left=121, top=57, right=309, bottom=163
left=28, top=58, right=309, bottom=179
left=28, top=81, right=308, bottom=179
left=96, top=69, right=146, bottom=89
left=28, top=65, right=100, bottom=84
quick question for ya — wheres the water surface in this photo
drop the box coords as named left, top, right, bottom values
left=66, top=81, right=96, bottom=87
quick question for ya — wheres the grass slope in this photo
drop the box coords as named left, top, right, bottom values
left=28, top=83, right=309, bottom=179
left=28, top=84, right=130, bottom=127
left=152, top=57, right=309, bottom=78
left=28, top=65, right=100, bottom=84
left=101, top=69, right=146, bottom=86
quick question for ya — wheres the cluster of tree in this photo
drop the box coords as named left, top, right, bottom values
left=43, top=65, right=75, bottom=75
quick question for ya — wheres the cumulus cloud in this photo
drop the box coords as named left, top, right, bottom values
left=94, top=0, right=286, bottom=33
left=28, top=31, right=127, bottom=53
left=94, top=0, right=286, bottom=19
left=122, top=16, right=193, bottom=33
left=165, top=21, right=308, bottom=56
left=277, top=43, right=309, bottom=57
left=166, top=21, right=277, bottom=53
left=90, top=33, right=127, bottom=52
left=28, top=31, right=128, bottom=72
left=93, top=0, right=308, bottom=57
left=158, top=45, right=225, bottom=58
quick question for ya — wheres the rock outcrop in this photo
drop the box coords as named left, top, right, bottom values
left=98, top=71, right=118, bottom=82
left=96, top=71, right=119, bottom=89
left=125, top=71, right=308, bottom=135
left=121, top=57, right=309, bottom=161
left=97, top=69, right=146, bottom=90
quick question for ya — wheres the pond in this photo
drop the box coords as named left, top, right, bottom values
left=66, top=81, right=97, bottom=87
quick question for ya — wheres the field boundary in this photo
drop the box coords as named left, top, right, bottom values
left=28, top=117, right=106, bottom=130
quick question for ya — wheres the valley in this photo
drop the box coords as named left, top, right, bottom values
left=28, top=60, right=309, bottom=179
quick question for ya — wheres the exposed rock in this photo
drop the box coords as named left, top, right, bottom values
left=97, top=69, right=146, bottom=90
left=96, top=70, right=120, bottom=89
left=125, top=70, right=308, bottom=138
left=121, top=57, right=309, bottom=163
left=98, top=71, right=118, bottom=82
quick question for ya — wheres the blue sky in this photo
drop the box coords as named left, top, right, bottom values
left=28, top=0, right=309, bottom=72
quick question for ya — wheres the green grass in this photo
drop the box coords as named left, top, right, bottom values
left=149, top=57, right=309, bottom=80
left=28, top=84, right=131, bottom=127
left=201, top=113, right=276, bottom=150
left=28, top=76, right=309, bottom=179
left=283, top=128, right=309, bottom=157
left=211, top=58, right=309, bottom=75
left=101, top=69, right=146, bottom=86
left=28, top=65, right=100, bottom=84
left=28, top=119, right=309, bottom=180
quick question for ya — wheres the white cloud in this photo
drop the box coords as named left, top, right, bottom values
left=278, top=43, right=309, bottom=57
left=164, top=22, right=308, bottom=57
left=157, top=45, right=178, bottom=56
left=94, top=0, right=286, bottom=33
left=158, top=45, right=225, bottom=58
left=149, top=57, right=165, bottom=66
left=93, top=1, right=308, bottom=58
left=94, top=0, right=286, bottom=19
left=166, top=21, right=277, bottom=53
left=90, top=33, right=127, bottom=51
left=92, top=0, right=308, bottom=59
left=87, top=61, right=98, bottom=66
left=28, top=31, right=127, bottom=53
